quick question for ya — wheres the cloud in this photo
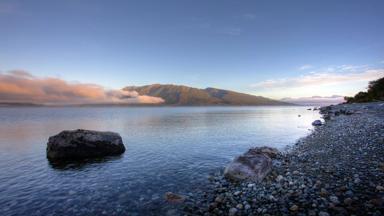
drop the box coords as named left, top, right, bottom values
left=298, top=64, right=313, bottom=70
left=0, top=70, right=164, bottom=105
left=281, top=95, right=345, bottom=106
left=251, top=69, right=384, bottom=89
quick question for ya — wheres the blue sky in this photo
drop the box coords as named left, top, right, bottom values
left=0, top=0, right=383, bottom=99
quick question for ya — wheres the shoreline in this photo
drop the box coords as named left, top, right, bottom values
left=185, top=102, right=384, bottom=215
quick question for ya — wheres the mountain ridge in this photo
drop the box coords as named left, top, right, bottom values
left=123, top=84, right=291, bottom=106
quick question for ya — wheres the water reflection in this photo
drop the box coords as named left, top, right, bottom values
left=48, top=155, right=124, bottom=170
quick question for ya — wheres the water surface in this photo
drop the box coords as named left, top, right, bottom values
left=0, top=106, right=320, bottom=215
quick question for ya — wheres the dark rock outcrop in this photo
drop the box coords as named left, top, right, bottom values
left=224, top=147, right=278, bottom=182
left=46, top=129, right=125, bottom=160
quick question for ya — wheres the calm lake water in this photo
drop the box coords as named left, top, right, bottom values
left=0, top=106, right=320, bottom=215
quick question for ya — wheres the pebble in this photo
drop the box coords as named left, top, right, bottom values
left=318, top=211, right=330, bottom=216
left=329, top=195, right=340, bottom=204
left=276, top=175, right=284, bottom=182
left=289, top=204, right=299, bottom=211
left=228, top=207, right=237, bottom=216
left=343, top=198, right=353, bottom=205
left=236, top=204, right=243, bottom=209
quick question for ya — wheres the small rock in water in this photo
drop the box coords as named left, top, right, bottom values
left=312, top=120, right=322, bottom=126
left=164, top=192, right=186, bottom=204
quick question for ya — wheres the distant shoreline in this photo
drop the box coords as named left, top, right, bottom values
left=0, top=103, right=301, bottom=107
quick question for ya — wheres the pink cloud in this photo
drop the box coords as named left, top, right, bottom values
left=0, top=70, right=164, bottom=105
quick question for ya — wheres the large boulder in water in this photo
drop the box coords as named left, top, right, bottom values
left=46, top=129, right=125, bottom=160
left=224, top=147, right=277, bottom=182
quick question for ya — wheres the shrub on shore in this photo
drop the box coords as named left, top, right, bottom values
left=344, top=77, right=384, bottom=103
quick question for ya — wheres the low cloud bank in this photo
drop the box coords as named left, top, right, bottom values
left=0, top=70, right=164, bottom=105
left=281, top=95, right=345, bottom=106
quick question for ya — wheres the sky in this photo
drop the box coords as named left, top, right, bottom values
left=0, top=0, right=384, bottom=103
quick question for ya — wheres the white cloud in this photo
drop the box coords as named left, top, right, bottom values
left=298, top=64, right=313, bottom=70
left=252, top=69, right=383, bottom=89
left=250, top=65, right=384, bottom=99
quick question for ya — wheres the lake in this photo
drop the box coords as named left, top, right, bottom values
left=0, top=106, right=320, bottom=215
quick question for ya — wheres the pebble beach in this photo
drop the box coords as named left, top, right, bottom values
left=184, top=102, right=384, bottom=216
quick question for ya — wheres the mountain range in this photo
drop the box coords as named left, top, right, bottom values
left=123, top=84, right=290, bottom=106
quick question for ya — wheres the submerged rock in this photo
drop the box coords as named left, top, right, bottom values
left=224, top=147, right=277, bottom=182
left=46, top=129, right=125, bottom=160
left=164, top=192, right=186, bottom=204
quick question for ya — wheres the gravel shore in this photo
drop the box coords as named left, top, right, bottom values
left=184, top=102, right=384, bottom=215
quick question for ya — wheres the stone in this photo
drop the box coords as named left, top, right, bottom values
left=46, top=129, right=125, bottom=160
left=320, top=188, right=328, bottom=197
left=343, top=198, right=353, bottom=205
left=214, top=196, right=223, bottom=203
left=318, top=211, right=330, bottom=216
left=247, top=183, right=255, bottom=188
left=224, top=150, right=272, bottom=182
left=164, top=192, right=186, bottom=204
left=276, top=175, right=284, bottom=182
left=312, top=120, right=322, bottom=126
left=228, top=207, right=238, bottom=216
left=289, top=204, right=299, bottom=211
left=247, top=146, right=280, bottom=159
left=376, top=185, right=384, bottom=191
left=329, top=195, right=340, bottom=204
